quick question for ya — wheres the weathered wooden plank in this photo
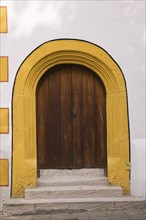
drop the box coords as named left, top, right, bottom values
left=72, top=65, right=84, bottom=168
left=94, top=75, right=107, bottom=167
left=37, top=72, right=49, bottom=168
left=46, top=69, right=61, bottom=168
left=60, top=65, right=72, bottom=168
left=37, top=68, right=61, bottom=168
left=82, top=68, right=95, bottom=167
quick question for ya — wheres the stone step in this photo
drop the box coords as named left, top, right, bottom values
left=40, top=168, right=105, bottom=177
left=25, top=185, right=123, bottom=199
left=38, top=176, right=108, bottom=187
left=3, top=197, right=146, bottom=216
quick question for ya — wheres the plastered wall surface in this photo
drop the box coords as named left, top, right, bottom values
left=131, top=139, right=146, bottom=199
left=0, top=0, right=145, bottom=209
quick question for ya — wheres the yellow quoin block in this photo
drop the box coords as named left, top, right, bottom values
left=0, top=108, right=9, bottom=133
left=0, top=57, right=8, bottom=82
left=0, top=6, right=8, bottom=33
left=0, top=159, right=9, bottom=186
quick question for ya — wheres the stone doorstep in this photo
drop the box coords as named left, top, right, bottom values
left=40, top=169, right=105, bottom=178
left=2, top=197, right=146, bottom=216
left=38, top=176, right=108, bottom=187
left=25, top=185, right=123, bottom=199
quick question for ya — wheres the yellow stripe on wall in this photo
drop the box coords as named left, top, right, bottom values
left=0, top=108, right=9, bottom=134
left=0, top=6, right=8, bottom=33
left=0, top=159, right=9, bottom=186
left=0, top=57, right=8, bottom=82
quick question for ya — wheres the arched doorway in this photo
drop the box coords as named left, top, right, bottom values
left=37, top=64, right=106, bottom=170
left=12, top=39, right=130, bottom=197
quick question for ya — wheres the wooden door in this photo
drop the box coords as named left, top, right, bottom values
left=36, top=64, right=106, bottom=169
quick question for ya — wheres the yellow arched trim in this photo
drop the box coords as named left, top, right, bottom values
left=12, top=39, right=130, bottom=197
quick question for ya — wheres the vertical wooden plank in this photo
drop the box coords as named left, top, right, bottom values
left=60, top=65, right=72, bottom=168
left=72, top=65, right=84, bottom=168
left=37, top=74, right=49, bottom=168
left=46, top=69, right=61, bottom=168
left=37, top=69, right=61, bottom=169
left=82, top=68, right=95, bottom=167
left=94, top=75, right=107, bottom=167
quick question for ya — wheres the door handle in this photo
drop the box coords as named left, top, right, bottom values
left=73, top=111, right=77, bottom=118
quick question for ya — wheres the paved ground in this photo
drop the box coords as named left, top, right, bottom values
left=0, top=208, right=146, bottom=220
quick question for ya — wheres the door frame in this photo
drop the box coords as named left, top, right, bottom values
left=12, top=39, right=130, bottom=197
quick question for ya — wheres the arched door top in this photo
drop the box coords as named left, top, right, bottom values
left=37, top=64, right=106, bottom=170
left=12, top=39, right=130, bottom=197
left=15, top=39, right=125, bottom=96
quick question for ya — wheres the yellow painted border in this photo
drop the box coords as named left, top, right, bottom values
left=0, top=108, right=9, bottom=134
left=0, top=159, right=9, bottom=186
left=0, top=6, right=8, bottom=33
left=12, top=39, right=130, bottom=197
left=0, top=56, right=9, bottom=82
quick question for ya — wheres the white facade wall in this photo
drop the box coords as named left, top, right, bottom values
left=131, top=139, right=146, bottom=199
left=0, top=1, right=145, bottom=209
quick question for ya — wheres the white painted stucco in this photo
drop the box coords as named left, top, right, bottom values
left=0, top=0, right=145, bottom=209
left=131, top=139, right=146, bottom=199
